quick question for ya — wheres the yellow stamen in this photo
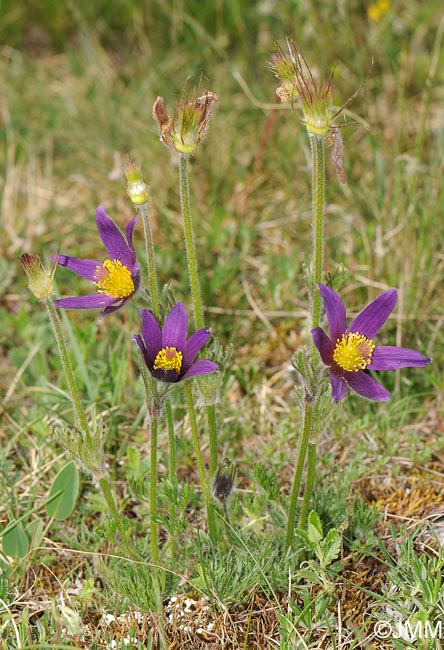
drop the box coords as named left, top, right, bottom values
left=333, top=332, right=375, bottom=372
left=153, top=346, right=183, bottom=374
left=94, top=259, right=134, bottom=299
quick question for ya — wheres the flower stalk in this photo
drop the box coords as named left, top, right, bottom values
left=185, top=382, right=217, bottom=539
left=179, top=154, right=204, bottom=330
left=310, top=134, right=326, bottom=330
left=138, top=201, right=160, bottom=319
left=178, top=153, right=219, bottom=483
left=285, top=399, right=313, bottom=548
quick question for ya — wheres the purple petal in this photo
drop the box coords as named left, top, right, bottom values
left=345, top=370, right=390, bottom=401
left=139, top=310, right=162, bottom=364
left=319, top=284, right=346, bottom=342
left=125, top=215, right=138, bottom=262
left=369, top=346, right=432, bottom=370
left=311, top=327, right=334, bottom=365
left=101, top=299, right=129, bottom=317
left=181, top=359, right=219, bottom=380
left=52, top=255, right=101, bottom=281
left=96, top=206, right=133, bottom=268
left=53, top=294, right=115, bottom=310
left=182, top=329, right=211, bottom=370
left=162, top=303, right=188, bottom=350
left=329, top=370, right=348, bottom=401
left=133, top=333, right=151, bottom=368
left=347, top=289, right=397, bottom=339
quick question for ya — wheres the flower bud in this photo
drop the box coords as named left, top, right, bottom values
left=20, top=253, right=54, bottom=300
left=123, top=159, right=150, bottom=206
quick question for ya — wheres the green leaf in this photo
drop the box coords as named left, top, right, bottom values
left=45, top=460, right=79, bottom=520
left=321, top=528, right=341, bottom=567
left=307, top=510, right=323, bottom=545
left=2, top=521, right=29, bottom=559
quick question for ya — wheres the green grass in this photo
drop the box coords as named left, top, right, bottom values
left=1, top=1, right=444, bottom=648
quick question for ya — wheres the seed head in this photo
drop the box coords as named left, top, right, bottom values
left=153, top=89, right=219, bottom=155
left=212, top=458, right=236, bottom=504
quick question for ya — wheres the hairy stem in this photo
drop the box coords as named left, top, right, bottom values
left=185, top=382, right=217, bottom=539
left=286, top=400, right=313, bottom=548
left=138, top=201, right=159, bottom=318
left=310, top=134, right=326, bottom=330
left=179, top=154, right=204, bottom=329
left=298, top=441, right=317, bottom=529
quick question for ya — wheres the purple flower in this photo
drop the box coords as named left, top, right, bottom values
left=51, top=206, right=140, bottom=317
left=311, top=284, right=431, bottom=402
left=134, top=302, right=219, bottom=383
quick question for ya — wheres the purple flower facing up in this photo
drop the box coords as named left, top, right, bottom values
left=134, top=302, right=219, bottom=383
left=52, top=206, right=140, bottom=317
left=311, top=284, right=431, bottom=402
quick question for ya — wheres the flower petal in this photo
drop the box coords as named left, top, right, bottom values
left=369, top=346, right=431, bottom=370
left=52, top=255, right=101, bottom=281
left=53, top=294, right=115, bottom=310
left=319, top=284, right=346, bottom=342
left=96, top=206, right=133, bottom=268
left=329, top=369, right=348, bottom=401
left=162, top=302, right=188, bottom=350
left=133, top=334, right=150, bottom=367
left=125, top=215, right=138, bottom=262
left=181, top=359, right=219, bottom=380
left=139, top=310, right=162, bottom=364
left=311, top=327, right=334, bottom=365
left=347, top=289, right=397, bottom=338
left=182, top=329, right=211, bottom=371
left=344, top=370, right=390, bottom=401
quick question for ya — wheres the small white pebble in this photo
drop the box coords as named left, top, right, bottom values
left=103, top=614, right=116, bottom=625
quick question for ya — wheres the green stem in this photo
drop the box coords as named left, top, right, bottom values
left=178, top=153, right=219, bottom=490
left=285, top=400, right=312, bottom=549
left=165, top=399, right=177, bottom=558
left=179, top=154, right=204, bottom=329
left=310, top=134, right=326, bottom=330
left=298, top=441, right=316, bottom=529
left=45, top=299, right=90, bottom=440
left=184, top=382, right=217, bottom=539
left=207, top=403, right=218, bottom=480
left=98, top=477, right=140, bottom=562
left=149, top=416, right=160, bottom=566
left=138, top=201, right=159, bottom=318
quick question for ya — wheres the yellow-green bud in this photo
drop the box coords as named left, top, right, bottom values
left=123, top=159, right=150, bottom=205
left=20, top=253, right=54, bottom=300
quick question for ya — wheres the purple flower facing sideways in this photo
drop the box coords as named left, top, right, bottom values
left=311, top=284, right=431, bottom=402
left=134, top=302, right=219, bottom=383
left=52, top=206, right=140, bottom=317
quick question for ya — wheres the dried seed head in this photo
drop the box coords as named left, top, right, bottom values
left=268, top=50, right=299, bottom=103
left=212, top=458, right=236, bottom=504
left=153, top=90, right=219, bottom=155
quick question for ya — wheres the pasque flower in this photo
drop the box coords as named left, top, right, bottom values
left=311, top=284, right=431, bottom=401
left=134, top=302, right=219, bottom=383
left=52, top=206, right=140, bottom=317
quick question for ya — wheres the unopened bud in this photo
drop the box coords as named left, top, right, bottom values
left=123, top=159, right=150, bottom=206
left=20, top=253, right=54, bottom=300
